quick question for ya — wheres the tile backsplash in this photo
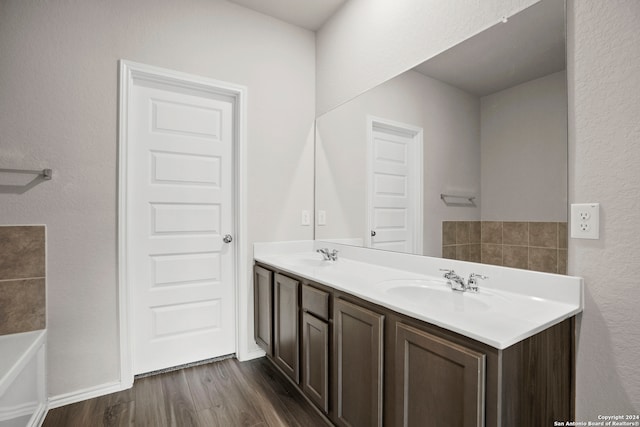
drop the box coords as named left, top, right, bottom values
left=0, top=226, right=46, bottom=335
left=442, top=221, right=567, bottom=274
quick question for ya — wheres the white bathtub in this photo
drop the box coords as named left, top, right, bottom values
left=0, top=330, right=47, bottom=427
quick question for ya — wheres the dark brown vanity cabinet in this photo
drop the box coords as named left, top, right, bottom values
left=388, top=315, right=573, bottom=427
left=254, top=265, right=273, bottom=355
left=273, top=273, right=300, bottom=383
left=333, top=298, right=384, bottom=427
left=395, top=323, right=486, bottom=427
left=253, top=263, right=574, bottom=427
left=301, top=284, right=330, bottom=413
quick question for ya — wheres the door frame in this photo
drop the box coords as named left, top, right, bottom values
left=117, top=60, right=248, bottom=388
left=366, top=116, right=424, bottom=254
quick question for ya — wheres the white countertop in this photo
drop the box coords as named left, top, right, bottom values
left=254, top=241, right=583, bottom=350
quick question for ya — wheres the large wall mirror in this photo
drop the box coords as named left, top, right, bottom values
left=315, top=0, right=568, bottom=274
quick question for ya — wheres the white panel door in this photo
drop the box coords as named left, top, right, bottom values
left=368, top=121, right=423, bottom=254
left=129, top=77, right=236, bottom=374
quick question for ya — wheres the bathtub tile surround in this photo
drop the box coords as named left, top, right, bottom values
left=442, top=221, right=456, bottom=246
left=0, top=225, right=46, bottom=335
left=529, top=222, right=559, bottom=248
left=0, top=278, right=46, bottom=334
left=503, top=221, right=528, bottom=245
left=481, top=221, right=502, bottom=244
left=442, top=221, right=568, bottom=274
left=503, top=245, right=528, bottom=269
left=0, top=226, right=45, bottom=280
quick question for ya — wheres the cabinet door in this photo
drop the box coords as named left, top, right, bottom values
left=274, top=273, right=300, bottom=383
left=395, top=323, right=486, bottom=427
left=334, top=298, right=384, bottom=427
left=302, top=312, right=329, bottom=413
left=254, top=266, right=273, bottom=355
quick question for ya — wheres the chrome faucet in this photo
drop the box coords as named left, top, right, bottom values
left=317, top=248, right=339, bottom=261
left=440, top=269, right=467, bottom=291
left=440, top=269, right=488, bottom=292
left=467, top=273, right=488, bottom=292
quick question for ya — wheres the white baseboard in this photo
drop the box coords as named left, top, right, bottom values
left=48, top=380, right=125, bottom=409
left=237, top=347, right=266, bottom=362
left=47, top=351, right=262, bottom=411
left=29, top=403, right=48, bottom=427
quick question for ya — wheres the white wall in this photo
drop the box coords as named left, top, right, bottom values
left=481, top=71, right=568, bottom=221
left=0, top=0, right=315, bottom=398
left=568, top=0, right=640, bottom=417
left=316, top=0, right=539, bottom=114
left=315, top=70, right=480, bottom=256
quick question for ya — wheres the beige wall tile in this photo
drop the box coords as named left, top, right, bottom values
left=529, top=247, right=558, bottom=273
left=0, top=226, right=45, bottom=280
left=442, top=222, right=457, bottom=246
left=469, top=244, right=481, bottom=263
left=503, top=245, right=528, bottom=269
left=447, top=221, right=569, bottom=274
left=442, top=245, right=456, bottom=260
left=456, top=222, right=470, bottom=244
left=558, top=222, right=568, bottom=249
left=503, top=222, right=528, bottom=246
left=469, top=221, right=481, bottom=244
left=456, top=244, right=470, bottom=261
left=529, top=222, right=558, bottom=248
left=558, top=249, right=567, bottom=275
left=481, top=244, right=502, bottom=265
left=0, top=278, right=46, bottom=334
left=481, top=221, right=502, bottom=244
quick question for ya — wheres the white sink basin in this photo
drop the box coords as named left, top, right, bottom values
left=377, top=279, right=495, bottom=313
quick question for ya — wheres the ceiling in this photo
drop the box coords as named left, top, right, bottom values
left=228, top=0, right=347, bottom=31
left=227, top=0, right=565, bottom=95
left=414, top=0, right=565, bottom=96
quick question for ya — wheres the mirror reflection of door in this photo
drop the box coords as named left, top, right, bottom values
left=315, top=0, right=567, bottom=273
left=367, top=117, right=423, bottom=254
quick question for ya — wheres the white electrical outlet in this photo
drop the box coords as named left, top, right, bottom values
left=318, top=210, right=326, bottom=226
left=301, top=210, right=310, bottom=226
left=571, top=203, right=599, bottom=239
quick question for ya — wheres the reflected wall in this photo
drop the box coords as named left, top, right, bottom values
left=314, top=0, right=568, bottom=271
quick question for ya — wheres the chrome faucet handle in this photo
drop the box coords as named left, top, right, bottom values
left=440, top=269, right=466, bottom=291
left=439, top=268, right=457, bottom=280
left=467, top=273, right=488, bottom=292
left=316, top=248, right=331, bottom=260
left=317, top=248, right=338, bottom=261
left=440, top=268, right=462, bottom=282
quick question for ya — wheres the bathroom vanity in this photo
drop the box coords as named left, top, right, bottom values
left=253, top=241, right=583, bottom=427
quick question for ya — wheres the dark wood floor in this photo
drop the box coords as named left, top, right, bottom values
left=44, top=357, right=329, bottom=427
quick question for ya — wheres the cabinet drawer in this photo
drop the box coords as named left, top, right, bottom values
left=302, top=284, right=329, bottom=320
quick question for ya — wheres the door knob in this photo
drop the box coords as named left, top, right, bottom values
left=223, top=234, right=233, bottom=243
left=371, top=230, right=376, bottom=237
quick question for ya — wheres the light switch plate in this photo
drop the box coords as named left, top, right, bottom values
left=318, top=210, right=326, bottom=226
left=301, top=210, right=310, bottom=226
left=570, top=203, right=599, bottom=239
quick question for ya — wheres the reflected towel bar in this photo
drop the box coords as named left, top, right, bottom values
left=0, top=168, right=52, bottom=180
left=440, top=193, right=476, bottom=206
